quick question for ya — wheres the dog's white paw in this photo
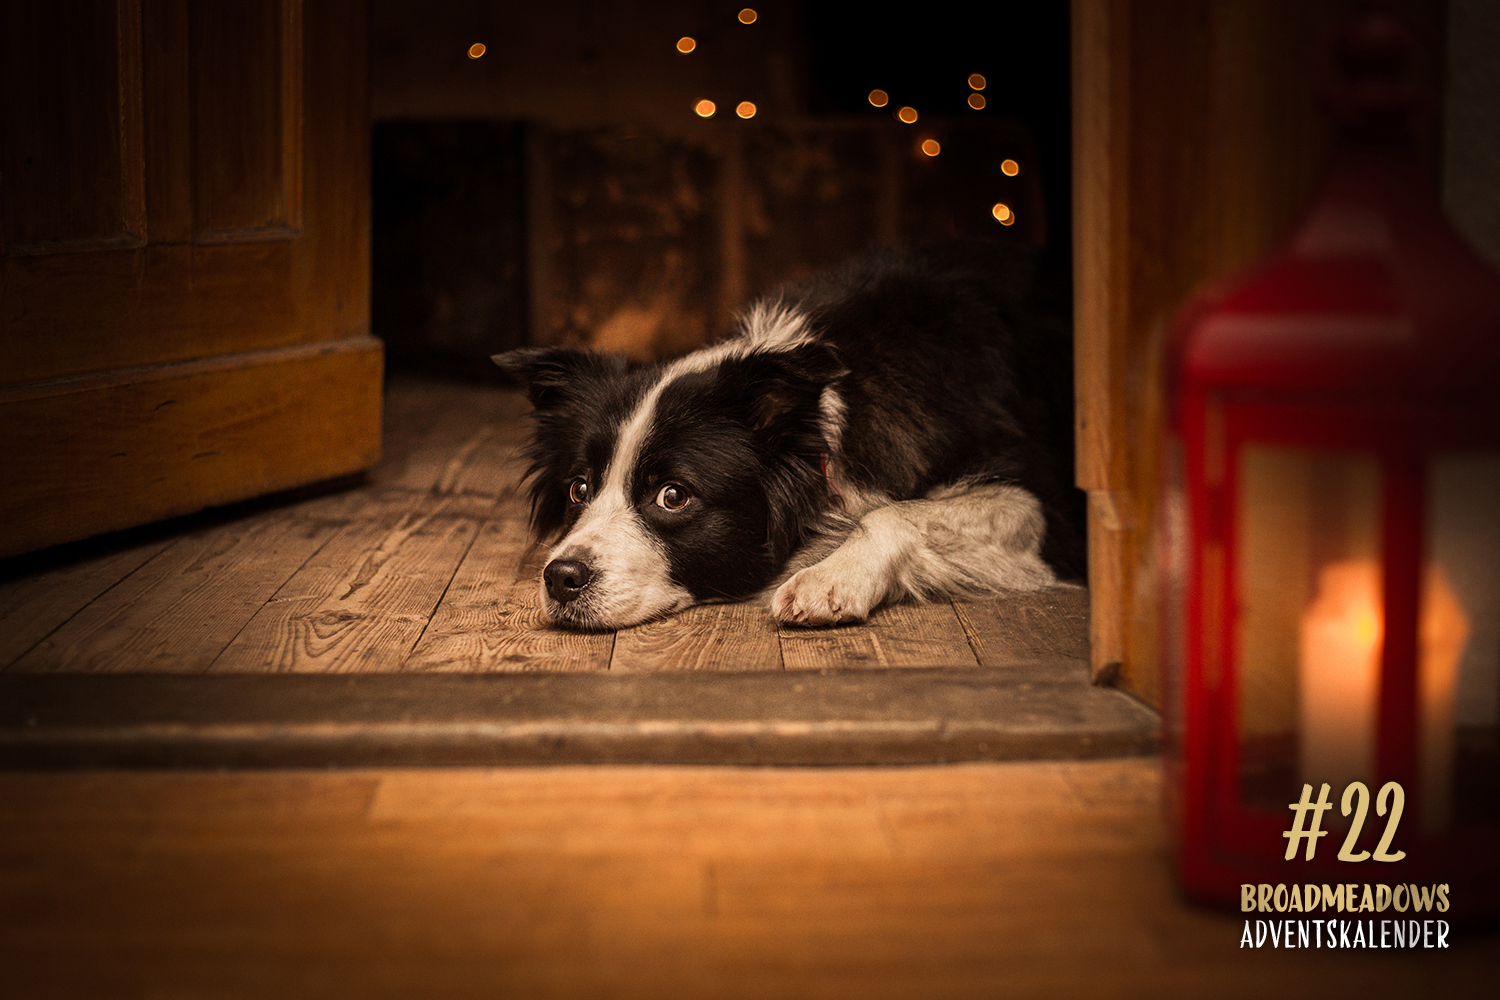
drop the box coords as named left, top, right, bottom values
left=771, top=560, right=884, bottom=626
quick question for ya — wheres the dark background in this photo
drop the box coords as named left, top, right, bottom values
left=368, top=1, right=1073, bottom=374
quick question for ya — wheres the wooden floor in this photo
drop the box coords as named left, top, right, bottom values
left=1, top=374, right=1091, bottom=676
left=2, top=377, right=1494, bottom=995
left=3, top=760, right=1497, bottom=1000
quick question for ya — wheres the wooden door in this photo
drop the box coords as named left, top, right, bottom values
left=0, top=0, right=381, bottom=559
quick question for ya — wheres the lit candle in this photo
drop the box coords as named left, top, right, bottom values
left=1298, top=559, right=1382, bottom=791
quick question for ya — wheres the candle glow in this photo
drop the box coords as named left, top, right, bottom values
left=1298, top=559, right=1382, bottom=792
left=1297, top=558, right=1469, bottom=820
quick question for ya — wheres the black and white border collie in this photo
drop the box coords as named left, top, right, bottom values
left=494, top=242, right=1085, bottom=630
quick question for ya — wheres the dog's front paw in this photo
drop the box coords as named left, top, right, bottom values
left=771, top=560, right=883, bottom=626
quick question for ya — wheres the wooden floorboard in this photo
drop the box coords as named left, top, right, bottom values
left=211, top=500, right=482, bottom=674
left=954, top=586, right=1092, bottom=669
left=403, top=512, right=615, bottom=673
left=11, top=516, right=342, bottom=675
left=2, top=375, right=1101, bottom=678
left=613, top=600, right=783, bottom=672
left=0, top=538, right=174, bottom=669
left=0, top=375, right=1156, bottom=765
left=1, top=761, right=1495, bottom=1000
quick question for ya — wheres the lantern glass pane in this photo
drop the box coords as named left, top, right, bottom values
left=1424, top=453, right=1500, bottom=829
left=1237, top=445, right=1381, bottom=807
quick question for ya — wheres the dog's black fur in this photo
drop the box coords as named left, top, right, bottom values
left=496, top=241, right=1083, bottom=629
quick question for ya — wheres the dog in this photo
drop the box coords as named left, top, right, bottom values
left=494, top=242, right=1085, bottom=630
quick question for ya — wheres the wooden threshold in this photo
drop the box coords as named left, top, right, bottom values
left=0, top=667, right=1157, bottom=768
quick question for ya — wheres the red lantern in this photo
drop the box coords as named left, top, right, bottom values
left=1163, top=9, right=1500, bottom=922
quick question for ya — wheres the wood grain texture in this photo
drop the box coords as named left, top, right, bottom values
left=611, top=600, right=782, bottom=672
left=9, top=515, right=340, bottom=674
left=189, top=0, right=303, bottom=239
left=1, top=761, right=1494, bottom=999
left=2, top=0, right=369, bottom=387
left=779, top=599, right=979, bottom=671
left=0, top=669, right=1159, bottom=767
left=0, top=379, right=1094, bottom=680
left=0, top=338, right=383, bottom=558
left=402, top=514, right=614, bottom=674
left=210, top=500, right=478, bottom=673
left=369, top=379, right=530, bottom=498
left=0, top=0, right=146, bottom=252
left=0, top=538, right=172, bottom=669
left=952, top=587, right=1090, bottom=670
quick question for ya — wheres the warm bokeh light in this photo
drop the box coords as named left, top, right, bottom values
left=897, top=106, right=918, bottom=123
left=868, top=88, right=889, bottom=108
left=694, top=99, right=717, bottom=118
left=736, top=101, right=757, bottom=119
left=739, top=8, right=757, bottom=23
left=921, top=139, right=941, bottom=157
left=467, top=43, right=486, bottom=59
left=676, top=36, right=696, bottom=54
left=968, top=73, right=987, bottom=90
left=992, top=202, right=1014, bottom=225
left=968, top=93, right=986, bottom=110
left=1001, top=158, right=1020, bottom=176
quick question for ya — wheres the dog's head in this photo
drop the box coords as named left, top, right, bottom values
left=494, top=342, right=843, bottom=629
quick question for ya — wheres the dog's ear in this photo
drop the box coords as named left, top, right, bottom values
left=737, top=342, right=847, bottom=438
left=492, top=346, right=626, bottom=410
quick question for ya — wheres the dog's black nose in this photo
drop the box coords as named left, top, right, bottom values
left=543, top=558, right=593, bottom=604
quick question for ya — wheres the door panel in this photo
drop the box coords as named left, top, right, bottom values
left=0, top=0, right=379, bottom=558
left=1, top=0, right=146, bottom=252
left=190, top=0, right=302, bottom=240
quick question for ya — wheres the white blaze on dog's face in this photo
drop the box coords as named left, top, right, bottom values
left=495, top=320, right=843, bottom=630
left=537, top=371, right=695, bottom=628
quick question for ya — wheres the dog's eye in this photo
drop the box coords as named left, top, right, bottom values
left=568, top=478, right=590, bottom=504
left=654, top=483, right=690, bottom=511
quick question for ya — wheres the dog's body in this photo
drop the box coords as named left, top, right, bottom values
left=496, top=242, right=1084, bottom=630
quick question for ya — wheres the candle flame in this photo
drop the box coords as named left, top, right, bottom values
left=1300, top=560, right=1382, bottom=790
